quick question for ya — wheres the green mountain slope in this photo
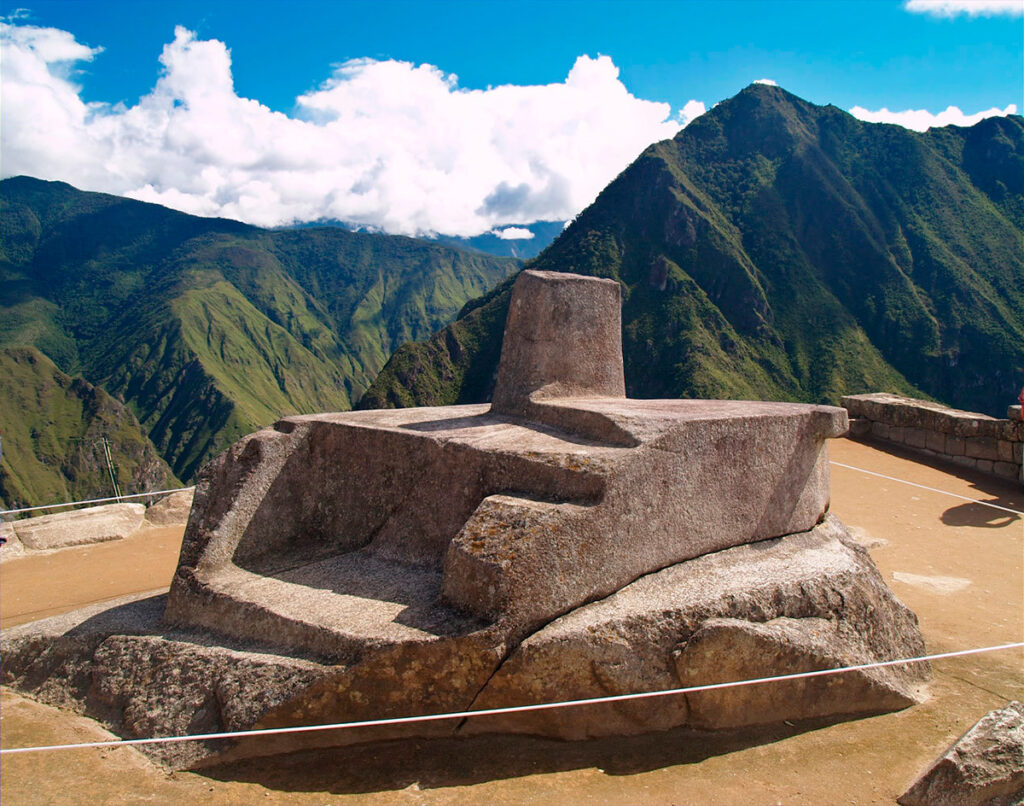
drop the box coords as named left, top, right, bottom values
left=1, top=178, right=519, bottom=486
left=0, top=347, right=178, bottom=510
left=361, top=85, right=1024, bottom=417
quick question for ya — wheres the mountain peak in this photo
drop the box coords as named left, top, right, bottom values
left=365, top=84, right=1023, bottom=419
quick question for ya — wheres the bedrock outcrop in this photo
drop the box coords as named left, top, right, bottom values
left=1, top=515, right=928, bottom=767
left=0, top=270, right=930, bottom=768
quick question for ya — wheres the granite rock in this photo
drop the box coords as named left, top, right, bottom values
left=1, top=520, right=25, bottom=560
left=899, top=701, right=1024, bottom=806
left=144, top=489, right=195, bottom=526
left=11, top=503, right=146, bottom=550
left=463, top=515, right=927, bottom=739
left=0, top=271, right=930, bottom=769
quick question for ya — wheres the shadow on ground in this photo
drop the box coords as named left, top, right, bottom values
left=848, top=437, right=1022, bottom=530
left=940, top=502, right=1019, bottom=529
left=202, top=714, right=864, bottom=796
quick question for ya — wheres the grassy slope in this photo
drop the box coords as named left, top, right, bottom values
left=362, top=86, right=1023, bottom=416
left=0, top=346, right=178, bottom=510
left=0, top=178, right=519, bottom=487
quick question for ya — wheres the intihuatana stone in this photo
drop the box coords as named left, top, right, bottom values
left=1, top=270, right=930, bottom=769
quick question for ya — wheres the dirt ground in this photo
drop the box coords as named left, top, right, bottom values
left=2, top=437, right=1021, bottom=806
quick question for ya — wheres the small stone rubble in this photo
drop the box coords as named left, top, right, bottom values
left=1, top=271, right=930, bottom=769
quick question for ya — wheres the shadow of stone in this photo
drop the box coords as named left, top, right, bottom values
left=940, top=502, right=1019, bottom=529
left=201, top=713, right=866, bottom=795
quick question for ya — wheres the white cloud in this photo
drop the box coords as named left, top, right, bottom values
left=678, top=99, right=707, bottom=126
left=0, top=23, right=696, bottom=236
left=904, top=0, right=1023, bottom=17
left=493, top=226, right=535, bottom=240
left=753, top=78, right=779, bottom=86
left=849, top=103, right=1018, bottom=131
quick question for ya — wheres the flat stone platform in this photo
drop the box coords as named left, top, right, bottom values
left=165, top=396, right=847, bottom=657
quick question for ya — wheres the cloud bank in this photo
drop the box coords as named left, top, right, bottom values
left=904, top=0, right=1023, bottom=17
left=3, top=22, right=1018, bottom=233
left=849, top=103, right=1018, bottom=131
left=0, top=23, right=696, bottom=235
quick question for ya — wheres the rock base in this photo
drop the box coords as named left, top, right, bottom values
left=1, top=515, right=930, bottom=768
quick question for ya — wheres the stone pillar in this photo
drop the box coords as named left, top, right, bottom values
left=491, top=270, right=625, bottom=417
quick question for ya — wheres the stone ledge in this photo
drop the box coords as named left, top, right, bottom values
left=842, top=394, right=1023, bottom=483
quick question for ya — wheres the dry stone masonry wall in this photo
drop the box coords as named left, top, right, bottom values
left=843, top=393, right=1023, bottom=483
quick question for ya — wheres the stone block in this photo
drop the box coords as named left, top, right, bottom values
left=12, top=503, right=146, bottom=551
left=950, top=455, right=977, bottom=469
left=461, top=517, right=927, bottom=740
left=993, top=462, right=1018, bottom=480
left=945, top=435, right=966, bottom=456
left=905, top=427, right=927, bottom=449
left=1009, top=404, right=1022, bottom=422
left=144, top=489, right=195, bottom=526
left=997, top=440, right=1015, bottom=462
left=953, top=418, right=983, bottom=438
left=676, top=616, right=918, bottom=730
left=926, top=430, right=946, bottom=454
left=1014, top=442, right=1023, bottom=464
left=871, top=421, right=890, bottom=440
left=889, top=426, right=905, bottom=443
left=491, top=270, right=625, bottom=417
left=848, top=418, right=871, bottom=437
left=898, top=701, right=1024, bottom=806
left=965, top=437, right=1000, bottom=461
left=976, top=459, right=994, bottom=473
left=976, top=420, right=1005, bottom=439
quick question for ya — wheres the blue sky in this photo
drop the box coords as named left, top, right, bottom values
left=2, top=0, right=1021, bottom=235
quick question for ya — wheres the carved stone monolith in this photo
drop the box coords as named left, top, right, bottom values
left=1, top=270, right=930, bottom=769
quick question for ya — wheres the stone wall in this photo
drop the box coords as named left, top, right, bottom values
left=842, top=393, right=1023, bottom=483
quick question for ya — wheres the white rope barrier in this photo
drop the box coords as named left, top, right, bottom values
left=2, top=641, right=1021, bottom=756
left=830, top=462, right=1023, bottom=516
left=1, top=487, right=196, bottom=517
